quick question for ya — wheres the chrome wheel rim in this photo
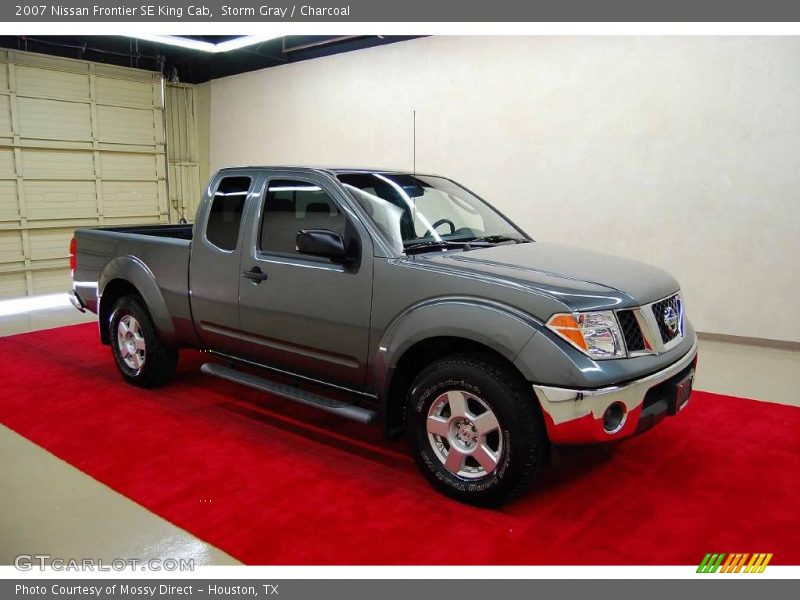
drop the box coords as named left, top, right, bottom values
left=426, top=390, right=503, bottom=479
left=117, top=315, right=146, bottom=371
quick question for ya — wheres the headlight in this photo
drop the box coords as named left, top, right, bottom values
left=546, top=311, right=626, bottom=359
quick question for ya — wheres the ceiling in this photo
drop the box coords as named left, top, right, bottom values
left=0, top=35, right=420, bottom=84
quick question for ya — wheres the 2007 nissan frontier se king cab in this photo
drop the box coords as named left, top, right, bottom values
left=70, top=167, right=698, bottom=506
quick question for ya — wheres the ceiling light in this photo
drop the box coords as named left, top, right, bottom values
left=126, top=35, right=279, bottom=53
left=130, top=35, right=215, bottom=52
left=214, top=35, right=280, bottom=52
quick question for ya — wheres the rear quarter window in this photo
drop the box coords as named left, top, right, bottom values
left=206, top=176, right=251, bottom=251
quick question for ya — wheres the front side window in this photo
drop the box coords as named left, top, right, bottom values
left=337, top=173, right=525, bottom=253
left=206, top=176, right=251, bottom=251
left=260, top=179, right=347, bottom=255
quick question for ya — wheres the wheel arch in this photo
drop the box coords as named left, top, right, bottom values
left=375, top=297, right=542, bottom=437
left=98, top=256, right=173, bottom=345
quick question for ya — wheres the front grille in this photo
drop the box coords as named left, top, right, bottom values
left=617, top=309, right=646, bottom=352
left=651, top=294, right=682, bottom=344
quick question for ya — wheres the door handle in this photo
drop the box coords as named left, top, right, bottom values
left=242, top=267, right=268, bottom=282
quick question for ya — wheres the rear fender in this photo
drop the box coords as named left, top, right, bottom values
left=98, top=256, right=174, bottom=342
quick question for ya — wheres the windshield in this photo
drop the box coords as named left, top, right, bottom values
left=337, top=173, right=527, bottom=254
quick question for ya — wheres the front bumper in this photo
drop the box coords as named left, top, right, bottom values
left=533, top=338, right=698, bottom=444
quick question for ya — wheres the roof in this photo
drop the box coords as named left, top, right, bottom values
left=216, top=166, right=441, bottom=177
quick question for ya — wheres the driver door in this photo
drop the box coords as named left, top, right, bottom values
left=236, top=172, right=374, bottom=389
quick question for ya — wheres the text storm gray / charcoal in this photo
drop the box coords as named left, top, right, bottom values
left=221, top=5, right=351, bottom=17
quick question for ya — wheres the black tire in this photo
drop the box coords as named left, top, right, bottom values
left=407, top=354, right=547, bottom=507
left=109, top=295, right=178, bottom=388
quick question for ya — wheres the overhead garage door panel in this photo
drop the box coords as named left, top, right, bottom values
left=0, top=229, right=26, bottom=300
left=0, top=49, right=167, bottom=298
left=0, top=96, right=11, bottom=137
left=95, top=76, right=155, bottom=108
left=100, top=152, right=161, bottom=180
left=30, top=268, right=70, bottom=295
left=0, top=181, right=18, bottom=221
left=0, top=230, right=24, bottom=263
left=103, top=181, right=161, bottom=217
left=18, top=97, right=93, bottom=141
left=0, top=148, right=14, bottom=177
left=28, top=228, right=74, bottom=261
left=24, top=180, right=97, bottom=220
left=0, top=272, right=26, bottom=298
left=22, top=149, right=95, bottom=180
left=97, top=106, right=160, bottom=146
left=16, top=65, right=90, bottom=100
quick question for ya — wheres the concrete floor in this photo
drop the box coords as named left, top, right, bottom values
left=0, top=424, right=238, bottom=566
left=1, top=299, right=798, bottom=566
left=0, top=301, right=97, bottom=335
left=0, top=304, right=242, bottom=566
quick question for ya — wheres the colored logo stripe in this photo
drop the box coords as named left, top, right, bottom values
left=697, top=553, right=772, bottom=573
left=697, top=553, right=725, bottom=573
left=750, top=553, right=773, bottom=573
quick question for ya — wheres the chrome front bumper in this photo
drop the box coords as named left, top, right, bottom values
left=533, top=338, right=698, bottom=443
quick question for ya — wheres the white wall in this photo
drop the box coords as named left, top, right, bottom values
left=210, top=36, right=800, bottom=342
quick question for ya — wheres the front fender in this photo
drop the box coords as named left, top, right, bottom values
left=374, top=296, right=542, bottom=400
left=514, top=318, right=698, bottom=389
left=98, top=256, right=174, bottom=340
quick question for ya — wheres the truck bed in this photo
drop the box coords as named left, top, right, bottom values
left=71, top=223, right=197, bottom=347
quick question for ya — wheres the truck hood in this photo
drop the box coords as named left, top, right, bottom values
left=421, top=242, right=679, bottom=312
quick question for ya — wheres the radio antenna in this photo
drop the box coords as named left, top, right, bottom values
left=412, top=109, right=417, bottom=226
left=412, top=109, right=416, bottom=177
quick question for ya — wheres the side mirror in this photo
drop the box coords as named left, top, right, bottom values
left=296, top=229, right=356, bottom=265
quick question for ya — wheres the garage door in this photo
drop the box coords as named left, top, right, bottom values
left=0, top=49, right=168, bottom=298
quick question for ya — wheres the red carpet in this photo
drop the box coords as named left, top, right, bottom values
left=1, top=323, right=798, bottom=565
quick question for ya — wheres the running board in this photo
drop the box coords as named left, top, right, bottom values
left=200, top=362, right=378, bottom=425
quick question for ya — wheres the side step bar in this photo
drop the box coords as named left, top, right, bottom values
left=200, top=362, right=378, bottom=425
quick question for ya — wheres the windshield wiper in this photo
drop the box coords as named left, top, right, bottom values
left=404, top=235, right=530, bottom=254
left=465, top=235, right=530, bottom=245
left=403, top=240, right=471, bottom=254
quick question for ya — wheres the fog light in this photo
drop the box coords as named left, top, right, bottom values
left=603, top=402, right=627, bottom=433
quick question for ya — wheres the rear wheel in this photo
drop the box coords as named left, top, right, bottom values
left=407, top=354, right=547, bottom=507
left=109, top=295, right=177, bottom=388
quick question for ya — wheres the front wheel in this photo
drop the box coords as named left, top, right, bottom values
left=109, top=295, right=178, bottom=388
left=407, top=354, right=547, bottom=507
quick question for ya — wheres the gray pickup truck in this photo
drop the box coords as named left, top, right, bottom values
left=70, top=166, right=697, bottom=506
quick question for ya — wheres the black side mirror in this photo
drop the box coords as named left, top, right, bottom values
left=296, top=229, right=357, bottom=265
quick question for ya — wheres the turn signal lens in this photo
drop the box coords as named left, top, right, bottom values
left=546, top=314, right=588, bottom=351
left=547, top=311, right=626, bottom=359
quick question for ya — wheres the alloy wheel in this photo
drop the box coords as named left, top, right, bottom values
left=116, top=314, right=146, bottom=371
left=426, top=390, right=503, bottom=479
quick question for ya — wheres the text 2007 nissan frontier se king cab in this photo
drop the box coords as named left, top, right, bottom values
left=70, top=167, right=698, bottom=506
